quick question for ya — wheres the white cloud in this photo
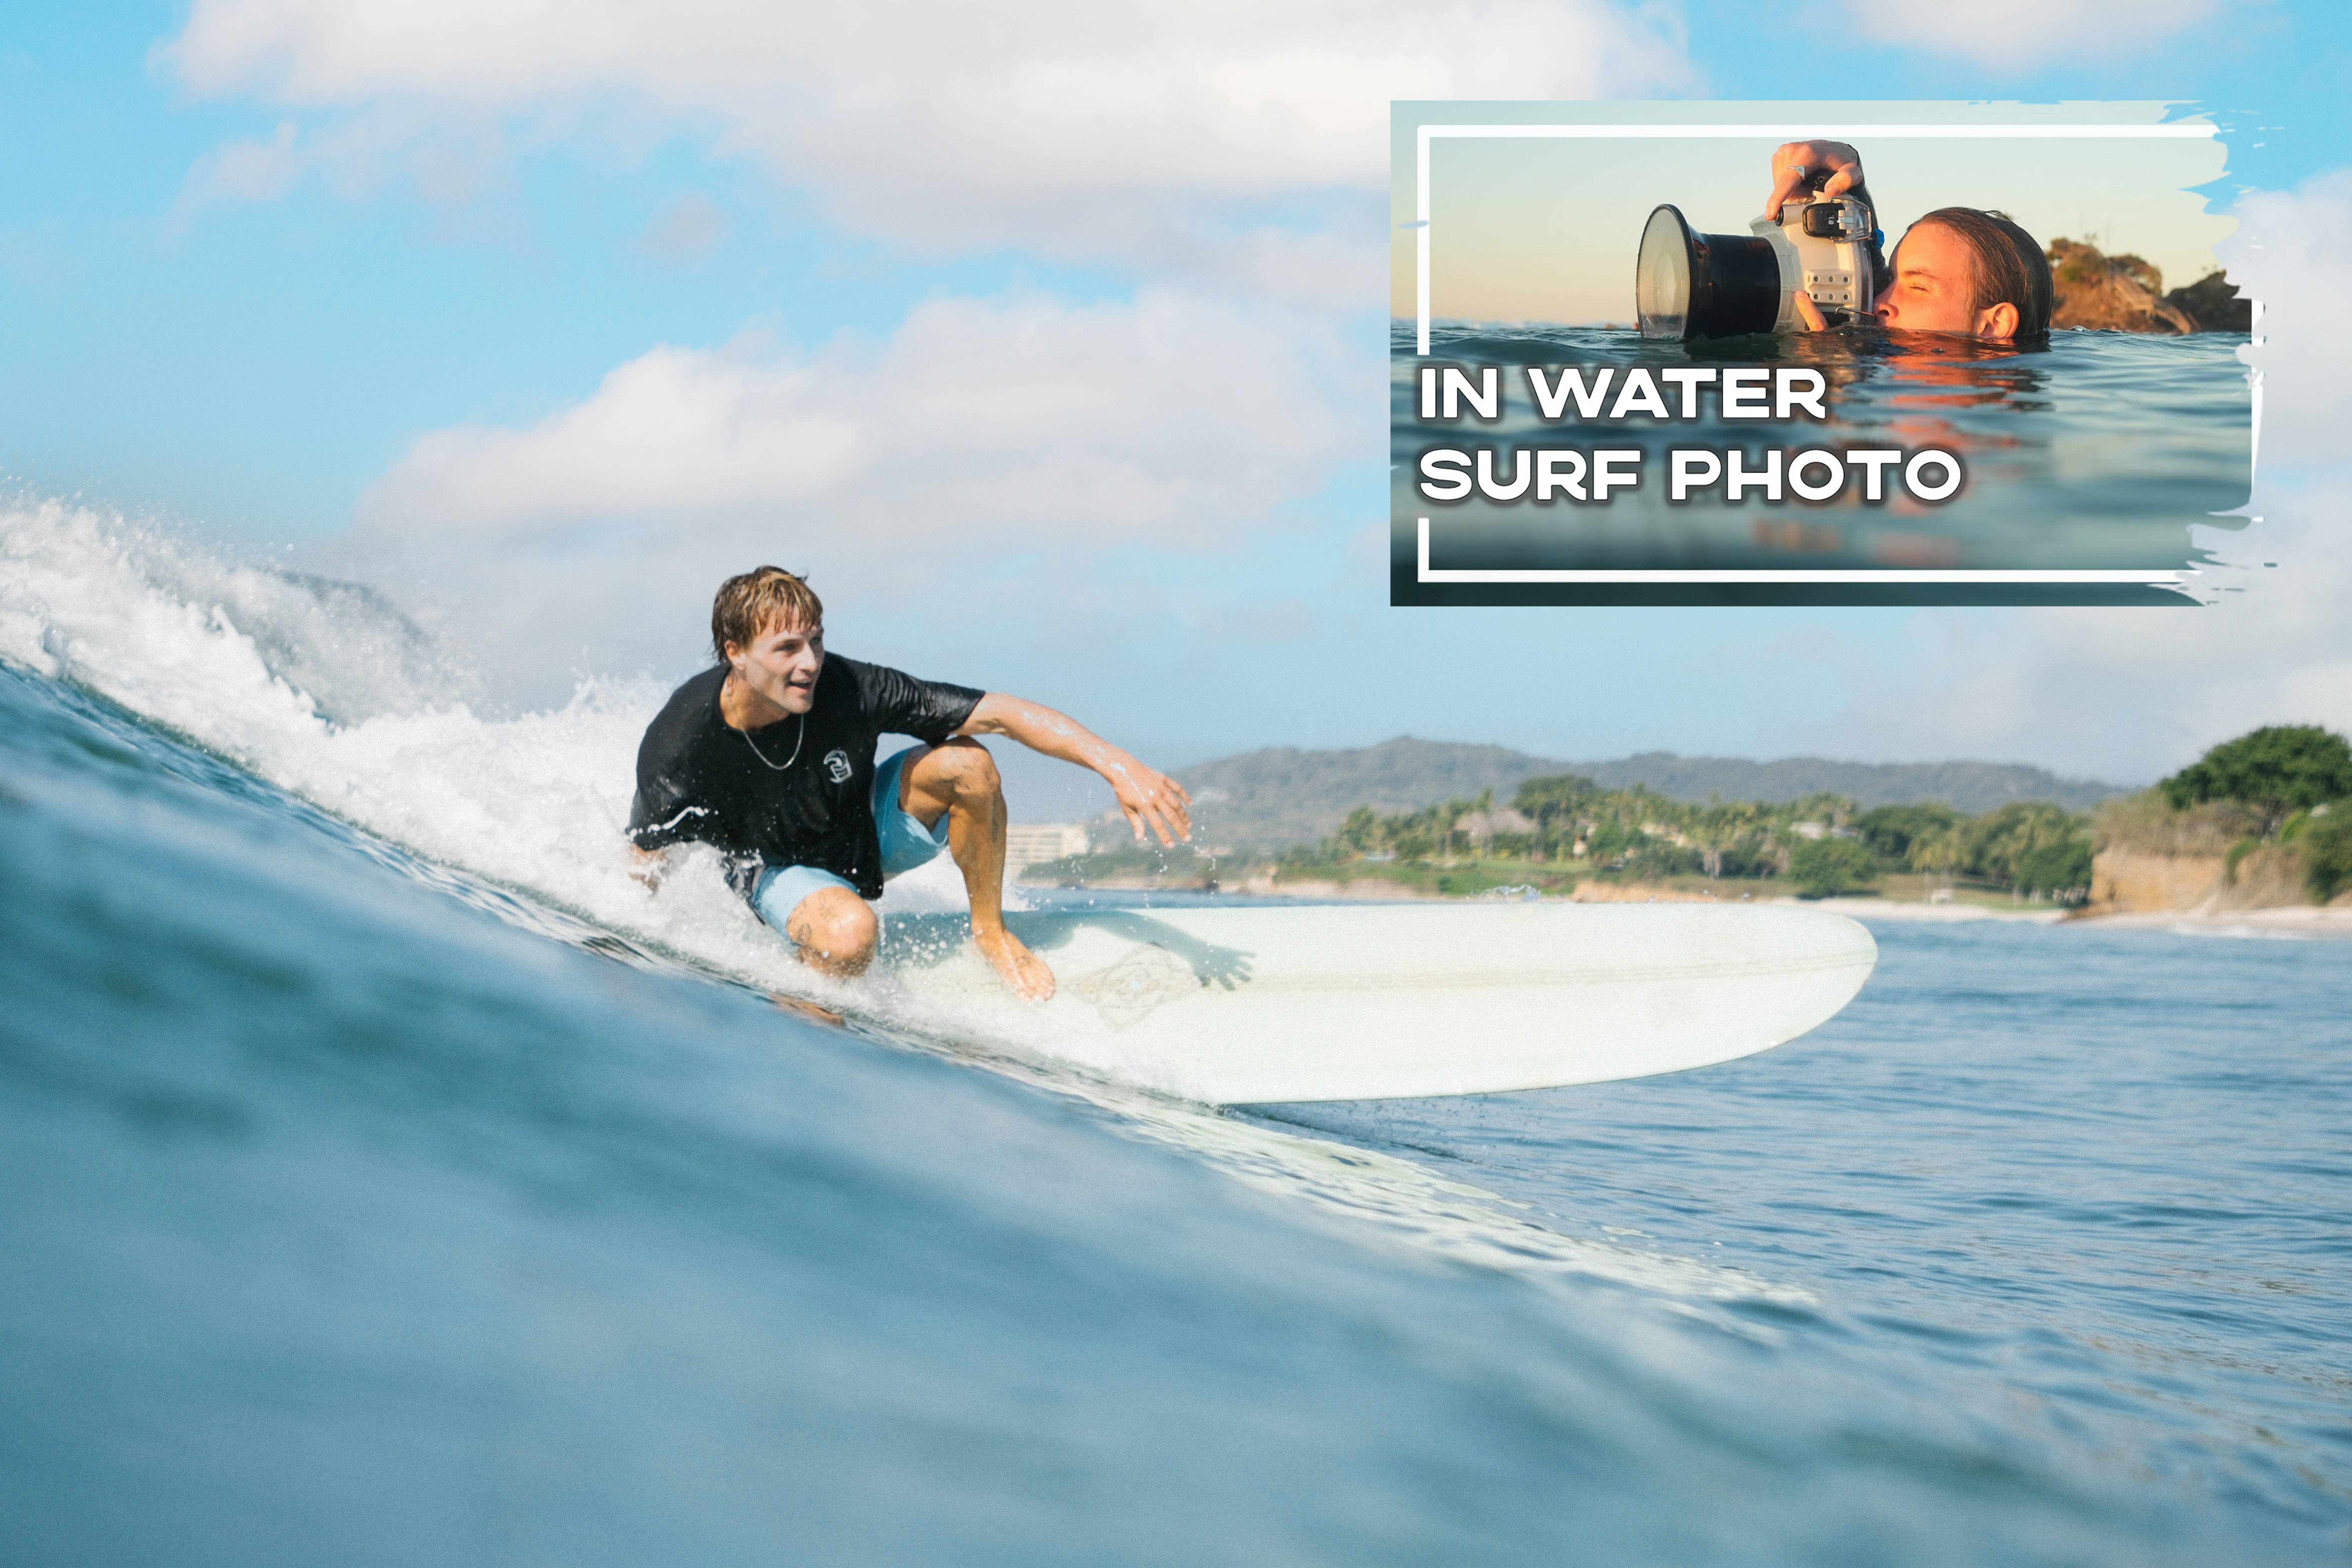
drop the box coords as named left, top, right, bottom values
left=1806, top=494, right=2347, bottom=783
left=170, top=105, right=529, bottom=245
left=636, top=192, right=729, bottom=267
left=2218, top=169, right=2351, bottom=472
left=160, top=0, right=1691, bottom=258
left=178, top=118, right=305, bottom=210
left=332, top=287, right=1364, bottom=699
left=1835, top=0, right=2222, bottom=70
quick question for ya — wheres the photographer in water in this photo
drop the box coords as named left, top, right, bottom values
left=1766, top=140, right=2052, bottom=341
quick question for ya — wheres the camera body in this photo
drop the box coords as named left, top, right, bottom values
left=1634, top=185, right=1883, bottom=341
left=1753, top=191, right=1878, bottom=327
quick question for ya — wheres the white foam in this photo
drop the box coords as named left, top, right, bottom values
left=1, top=498, right=809, bottom=991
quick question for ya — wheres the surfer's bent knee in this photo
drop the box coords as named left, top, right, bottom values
left=926, top=736, right=1000, bottom=798
left=785, top=886, right=878, bottom=969
left=903, top=736, right=1002, bottom=822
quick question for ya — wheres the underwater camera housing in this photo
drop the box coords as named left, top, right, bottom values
left=1778, top=188, right=1877, bottom=324
left=1635, top=183, right=1879, bottom=341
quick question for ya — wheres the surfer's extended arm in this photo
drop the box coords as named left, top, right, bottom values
left=955, top=694, right=1192, bottom=847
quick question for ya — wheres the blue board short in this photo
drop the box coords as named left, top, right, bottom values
left=752, top=746, right=947, bottom=931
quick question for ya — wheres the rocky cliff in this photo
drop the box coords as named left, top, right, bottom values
left=2045, top=239, right=2250, bottom=334
left=2084, top=793, right=2341, bottom=915
left=2163, top=269, right=2254, bottom=332
left=2087, top=847, right=2223, bottom=912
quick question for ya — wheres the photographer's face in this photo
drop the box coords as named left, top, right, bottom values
left=1874, top=222, right=2015, bottom=340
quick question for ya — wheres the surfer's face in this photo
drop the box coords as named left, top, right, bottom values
left=730, top=617, right=824, bottom=715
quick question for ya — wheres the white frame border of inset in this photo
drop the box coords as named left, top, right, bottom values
left=1405, top=116, right=2229, bottom=590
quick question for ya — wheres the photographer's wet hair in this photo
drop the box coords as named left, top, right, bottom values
left=712, top=566, right=823, bottom=663
left=1913, top=208, right=2053, bottom=339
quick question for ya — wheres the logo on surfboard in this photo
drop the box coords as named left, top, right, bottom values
left=1071, top=943, right=1201, bottom=1029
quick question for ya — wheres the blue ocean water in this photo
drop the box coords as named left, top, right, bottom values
left=1392, top=322, right=2254, bottom=600
left=4, top=510, right=2348, bottom=1564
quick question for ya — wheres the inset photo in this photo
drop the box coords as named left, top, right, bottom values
left=1391, top=102, right=2254, bottom=606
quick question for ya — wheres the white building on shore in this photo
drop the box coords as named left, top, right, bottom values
left=1003, top=822, right=1091, bottom=873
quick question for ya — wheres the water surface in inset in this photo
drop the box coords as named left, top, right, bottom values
left=1393, top=321, right=2253, bottom=601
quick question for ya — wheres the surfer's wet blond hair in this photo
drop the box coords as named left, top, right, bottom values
left=712, top=566, right=824, bottom=662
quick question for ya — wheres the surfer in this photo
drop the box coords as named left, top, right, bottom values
left=1765, top=140, right=2052, bottom=341
left=626, top=566, right=1191, bottom=1004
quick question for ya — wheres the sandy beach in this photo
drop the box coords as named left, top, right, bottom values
left=1782, top=897, right=2071, bottom=925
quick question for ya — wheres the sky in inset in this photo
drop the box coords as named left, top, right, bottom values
left=1392, top=104, right=2235, bottom=324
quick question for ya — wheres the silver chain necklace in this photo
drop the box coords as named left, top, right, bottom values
left=739, top=710, right=807, bottom=771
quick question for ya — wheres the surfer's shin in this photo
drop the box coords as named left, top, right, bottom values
left=945, top=761, right=1012, bottom=933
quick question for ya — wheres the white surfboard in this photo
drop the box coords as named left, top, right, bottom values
left=869, top=902, right=1877, bottom=1104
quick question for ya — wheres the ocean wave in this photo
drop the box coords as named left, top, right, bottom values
left=0, top=495, right=1796, bottom=1310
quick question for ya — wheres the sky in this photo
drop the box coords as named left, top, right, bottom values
left=3, top=0, right=2348, bottom=811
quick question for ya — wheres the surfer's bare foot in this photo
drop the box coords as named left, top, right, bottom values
left=973, top=926, right=1055, bottom=1003
left=770, top=992, right=845, bottom=1027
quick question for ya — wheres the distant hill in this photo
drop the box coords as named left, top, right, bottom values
left=1571, top=752, right=2130, bottom=815
left=1174, top=738, right=2131, bottom=849
left=1177, top=738, right=1561, bottom=849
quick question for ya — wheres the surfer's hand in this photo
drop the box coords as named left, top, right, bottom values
left=628, top=846, right=670, bottom=892
left=1767, top=139, right=1864, bottom=221
left=1107, top=757, right=1192, bottom=846
left=1791, top=290, right=1829, bottom=332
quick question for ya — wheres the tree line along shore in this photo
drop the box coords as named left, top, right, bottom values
left=1024, top=726, right=2352, bottom=915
